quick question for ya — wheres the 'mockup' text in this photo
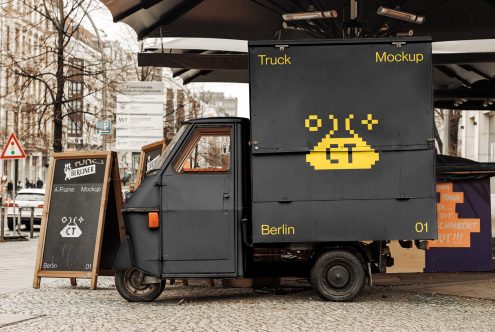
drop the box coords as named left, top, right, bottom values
left=375, top=51, right=424, bottom=63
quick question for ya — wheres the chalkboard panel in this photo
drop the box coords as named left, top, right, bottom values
left=135, top=140, right=165, bottom=187
left=33, top=152, right=124, bottom=289
left=100, top=166, right=125, bottom=272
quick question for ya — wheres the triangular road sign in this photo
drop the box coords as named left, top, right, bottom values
left=1, top=133, right=26, bottom=159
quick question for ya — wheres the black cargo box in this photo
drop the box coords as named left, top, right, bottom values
left=249, top=38, right=436, bottom=243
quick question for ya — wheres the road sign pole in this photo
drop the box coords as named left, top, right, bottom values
left=0, top=206, right=4, bottom=241
left=10, top=159, right=19, bottom=233
left=30, top=207, right=34, bottom=239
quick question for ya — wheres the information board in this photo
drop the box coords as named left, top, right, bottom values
left=426, top=180, right=493, bottom=272
left=135, top=139, right=166, bottom=187
left=33, top=152, right=124, bottom=289
left=116, top=81, right=165, bottom=151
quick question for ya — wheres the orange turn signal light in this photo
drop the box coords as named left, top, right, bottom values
left=148, top=212, right=159, bottom=229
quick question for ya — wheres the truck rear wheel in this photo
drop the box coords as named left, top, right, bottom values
left=310, top=250, right=365, bottom=302
left=115, top=267, right=163, bottom=302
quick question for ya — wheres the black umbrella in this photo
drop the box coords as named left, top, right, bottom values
left=103, top=0, right=495, bottom=41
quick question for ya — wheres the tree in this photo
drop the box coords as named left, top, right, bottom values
left=447, top=110, right=462, bottom=156
left=434, top=109, right=462, bottom=156
left=1, top=0, right=134, bottom=152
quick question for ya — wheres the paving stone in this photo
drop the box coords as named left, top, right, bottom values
left=1, top=236, right=495, bottom=331
left=0, top=279, right=494, bottom=331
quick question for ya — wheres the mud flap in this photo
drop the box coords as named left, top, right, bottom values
left=113, top=235, right=134, bottom=271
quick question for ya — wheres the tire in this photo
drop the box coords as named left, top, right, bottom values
left=23, top=221, right=31, bottom=231
left=115, top=267, right=164, bottom=302
left=160, top=281, right=166, bottom=293
left=310, top=250, right=365, bottom=302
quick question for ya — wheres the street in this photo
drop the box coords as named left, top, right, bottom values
left=2, top=1, right=495, bottom=331
left=1, top=237, right=495, bottom=331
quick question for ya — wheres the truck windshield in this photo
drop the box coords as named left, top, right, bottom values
left=146, top=125, right=187, bottom=175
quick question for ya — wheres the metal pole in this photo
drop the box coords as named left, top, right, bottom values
left=0, top=1, right=4, bottom=135
left=10, top=159, right=17, bottom=232
left=83, top=12, right=107, bottom=151
left=12, top=159, right=19, bottom=234
left=16, top=207, right=20, bottom=233
left=0, top=206, right=4, bottom=241
left=30, top=206, right=34, bottom=239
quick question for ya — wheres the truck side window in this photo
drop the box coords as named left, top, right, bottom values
left=175, top=127, right=231, bottom=173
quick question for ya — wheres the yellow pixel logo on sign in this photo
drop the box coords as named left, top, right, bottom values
left=305, top=114, right=379, bottom=170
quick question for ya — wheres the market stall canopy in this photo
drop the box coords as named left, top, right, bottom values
left=436, top=155, right=495, bottom=181
left=433, top=39, right=495, bottom=110
left=103, top=0, right=495, bottom=41
left=140, top=38, right=248, bottom=83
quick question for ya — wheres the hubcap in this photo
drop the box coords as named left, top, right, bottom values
left=326, top=265, right=350, bottom=288
left=124, top=268, right=156, bottom=296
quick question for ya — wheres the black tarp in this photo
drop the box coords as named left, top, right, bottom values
left=436, top=154, right=495, bottom=181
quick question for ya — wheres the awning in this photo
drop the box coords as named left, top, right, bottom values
left=102, top=0, right=495, bottom=41
left=138, top=38, right=495, bottom=110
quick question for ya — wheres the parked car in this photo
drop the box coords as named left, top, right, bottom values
left=4, top=188, right=45, bottom=231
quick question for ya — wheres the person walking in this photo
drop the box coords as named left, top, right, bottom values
left=7, top=181, right=13, bottom=199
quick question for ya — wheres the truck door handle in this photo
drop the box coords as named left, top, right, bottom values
left=278, top=199, right=292, bottom=203
left=223, top=193, right=230, bottom=199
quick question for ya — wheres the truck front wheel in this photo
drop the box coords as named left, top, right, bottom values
left=310, top=250, right=365, bottom=302
left=115, top=267, right=163, bottom=302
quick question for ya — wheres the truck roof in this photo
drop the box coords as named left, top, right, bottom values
left=248, top=36, right=432, bottom=47
left=185, top=117, right=249, bottom=124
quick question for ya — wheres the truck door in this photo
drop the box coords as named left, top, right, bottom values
left=162, top=125, right=236, bottom=275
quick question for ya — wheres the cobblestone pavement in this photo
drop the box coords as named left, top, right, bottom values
left=0, top=236, right=49, bottom=295
left=1, top=278, right=495, bottom=331
left=2, top=236, right=495, bottom=331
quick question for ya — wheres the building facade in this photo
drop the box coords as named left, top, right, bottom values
left=459, top=110, right=495, bottom=162
left=199, top=91, right=238, bottom=117
left=0, top=1, right=239, bottom=191
left=0, top=0, right=135, bottom=189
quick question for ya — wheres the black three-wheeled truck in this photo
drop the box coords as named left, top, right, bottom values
left=113, top=38, right=437, bottom=302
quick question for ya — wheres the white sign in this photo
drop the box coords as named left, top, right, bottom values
left=64, top=164, right=96, bottom=181
left=1, top=133, right=26, bottom=159
left=146, top=155, right=161, bottom=172
left=116, top=81, right=165, bottom=151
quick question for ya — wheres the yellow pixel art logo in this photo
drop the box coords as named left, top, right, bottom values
left=305, top=114, right=380, bottom=170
